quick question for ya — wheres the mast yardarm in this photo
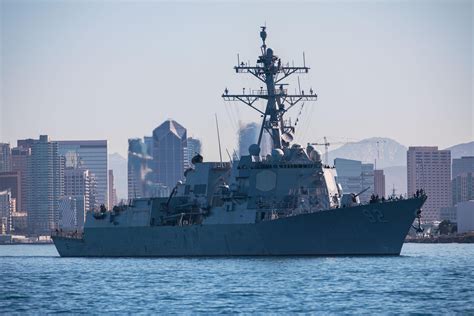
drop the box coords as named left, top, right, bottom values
left=222, top=26, right=318, bottom=152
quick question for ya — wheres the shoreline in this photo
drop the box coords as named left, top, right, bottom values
left=406, top=233, right=474, bottom=244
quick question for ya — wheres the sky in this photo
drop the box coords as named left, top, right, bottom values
left=1, top=0, right=472, bottom=160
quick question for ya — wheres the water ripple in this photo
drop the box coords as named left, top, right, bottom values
left=0, top=244, right=473, bottom=313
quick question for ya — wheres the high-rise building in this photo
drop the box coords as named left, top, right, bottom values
left=334, top=158, right=374, bottom=203
left=108, top=169, right=117, bottom=207
left=238, top=122, right=272, bottom=157
left=57, top=140, right=108, bottom=208
left=184, top=137, right=202, bottom=169
left=452, top=172, right=473, bottom=206
left=374, top=169, right=386, bottom=198
left=457, top=201, right=474, bottom=233
left=452, top=156, right=474, bottom=179
left=361, top=163, right=375, bottom=202
left=144, top=136, right=154, bottom=157
left=27, top=135, right=64, bottom=235
left=64, top=167, right=97, bottom=213
left=407, top=146, right=451, bottom=222
left=152, top=120, right=187, bottom=189
left=17, top=139, right=35, bottom=149
left=0, top=190, right=13, bottom=234
left=0, top=143, right=12, bottom=172
left=439, top=206, right=457, bottom=222
left=128, top=138, right=151, bottom=199
left=0, top=171, right=21, bottom=212
left=11, top=146, right=31, bottom=213
left=58, top=196, right=86, bottom=230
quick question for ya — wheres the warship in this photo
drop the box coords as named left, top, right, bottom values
left=52, top=27, right=426, bottom=257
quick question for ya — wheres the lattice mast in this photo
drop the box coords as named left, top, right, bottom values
left=222, top=27, right=317, bottom=153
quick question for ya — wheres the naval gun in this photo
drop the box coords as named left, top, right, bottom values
left=340, top=187, right=371, bottom=208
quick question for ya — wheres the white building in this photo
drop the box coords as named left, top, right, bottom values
left=58, top=196, right=86, bottom=230
left=407, top=146, right=451, bottom=222
left=184, top=137, right=202, bottom=169
left=27, top=135, right=63, bottom=235
left=0, top=190, right=13, bottom=234
left=64, top=167, right=97, bottom=212
left=457, top=201, right=474, bottom=233
left=57, top=140, right=108, bottom=208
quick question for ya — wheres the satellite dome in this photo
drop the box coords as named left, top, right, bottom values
left=271, top=148, right=284, bottom=162
left=310, top=149, right=322, bottom=162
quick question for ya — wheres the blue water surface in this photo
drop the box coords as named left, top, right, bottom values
left=0, top=244, right=473, bottom=314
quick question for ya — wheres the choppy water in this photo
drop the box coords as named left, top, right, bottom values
left=1, top=244, right=473, bottom=314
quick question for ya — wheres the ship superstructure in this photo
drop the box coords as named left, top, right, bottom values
left=52, top=28, right=426, bottom=257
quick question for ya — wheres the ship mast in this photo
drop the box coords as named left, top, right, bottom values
left=222, top=26, right=317, bottom=153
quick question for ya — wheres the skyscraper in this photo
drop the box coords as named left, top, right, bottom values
left=407, top=146, right=451, bottom=222
left=452, top=156, right=474, bottom=179
left=11, top=146, right=30, bottom=213
left=0, top=143, right=12, bottom=172
left=184, top=137, right=202, bottom=169
left=374, top=169, right=386, bottom=198
left=127, top=138, right=151, bottom=199
left=451, top=156, right=474, bottom=208
left=0, top=190, right=13, bottom=234
left=57, top=140, right=108, bottom=208
left=238, top=122, right=272, bottom=157
left=27, top=135, right=63, bottom=235
left=452, top=172, right=473, bottom=206
left=334, top=158, right=374, bottom=203
left=64, top=167, right=97, bottom=214
left=58, top=196, right=85, bottom=230
left=108, top=169, right=117, bottom=207
left=152, top=120, right=187, bottom=189
left=0, top=171, right=21, bottom=212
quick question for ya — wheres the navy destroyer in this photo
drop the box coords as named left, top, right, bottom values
left=53, top=27, right=426, bottom=257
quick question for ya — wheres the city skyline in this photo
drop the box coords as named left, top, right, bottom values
left=1, top=1, right=472, bottom=160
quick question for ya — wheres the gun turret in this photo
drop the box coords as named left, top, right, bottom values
left=354, top=187, right=371, bottom=198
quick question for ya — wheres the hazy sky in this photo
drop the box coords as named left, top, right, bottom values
left=1, top=0, right=472, bottom=160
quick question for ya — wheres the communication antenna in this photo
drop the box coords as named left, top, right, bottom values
left=215, top=114, right=223, bottom=164
left=222, top=27, right=317, bottom=152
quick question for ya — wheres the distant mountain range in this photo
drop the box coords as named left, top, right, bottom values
left=109, top=153, right=127, bottom=200
left=444, top=141, right=474, bottom=159
left=327, top=137, right=407, bottom=169
left=327, top=138, right=474, bottom=168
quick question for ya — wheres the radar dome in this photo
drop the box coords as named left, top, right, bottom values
left=271, top=148, right=284, bottom=161
left=310, top=149, right=322, bottom=162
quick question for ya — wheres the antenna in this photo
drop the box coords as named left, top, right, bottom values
left=222, top=27, right=317, bottom=151
left=215, top=114, right=223, bottom=165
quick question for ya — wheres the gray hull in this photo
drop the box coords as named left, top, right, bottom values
left=53, top=198, right=423, bottom=257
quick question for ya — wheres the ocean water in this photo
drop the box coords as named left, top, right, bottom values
left=1, top=244, right=473, bottom=314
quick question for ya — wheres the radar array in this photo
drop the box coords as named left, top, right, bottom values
left=222, top=26, right=317, bottom=153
